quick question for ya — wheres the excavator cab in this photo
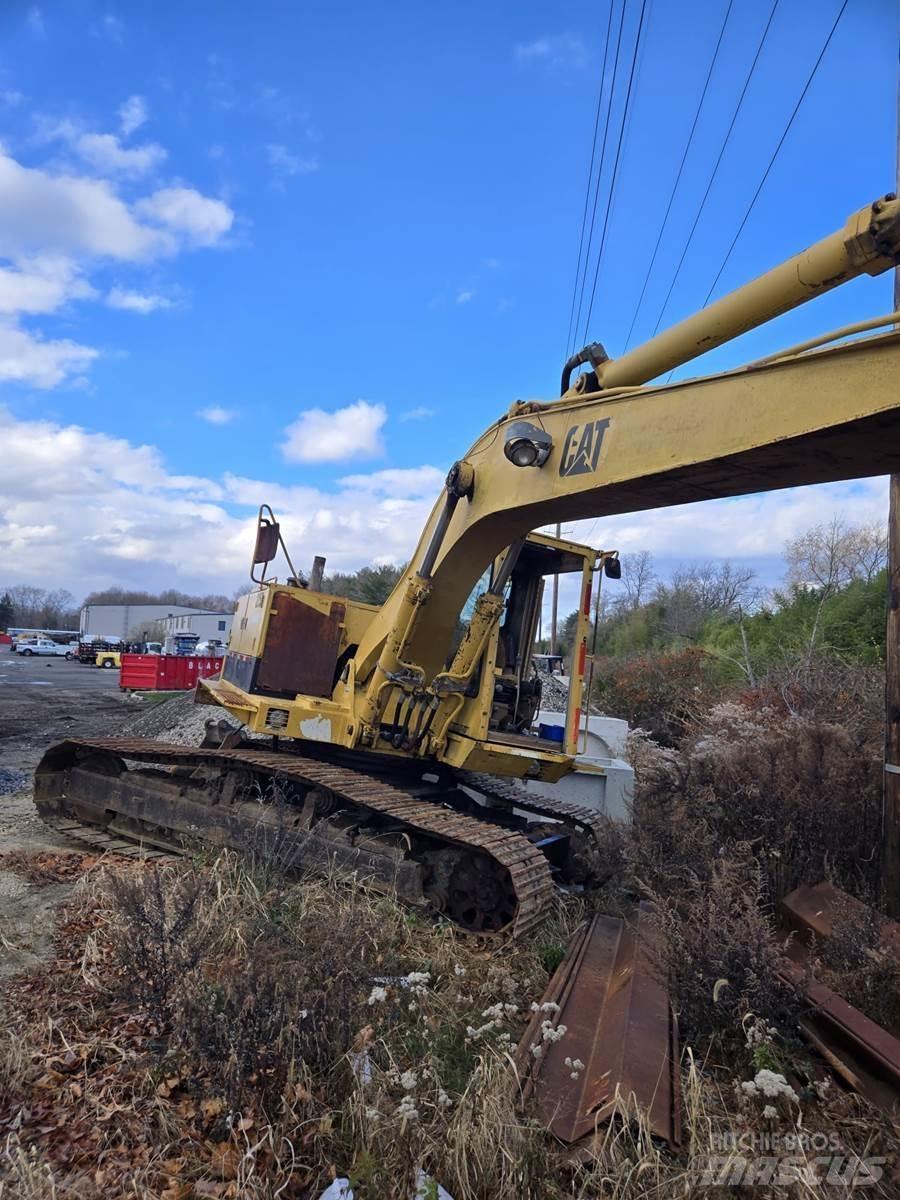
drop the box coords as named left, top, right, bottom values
left=433, top=531, right=608, bottom=777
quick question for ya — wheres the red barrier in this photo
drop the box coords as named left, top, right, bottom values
left=120, top=654, right=223, bottom=691
left=0, top=633, right=11, bottom=645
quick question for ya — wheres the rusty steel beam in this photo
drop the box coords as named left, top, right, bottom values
left=514, top=903, right=680, bottom=1148
left=779, top=958, right=900, bottom=1115
left=780, top=881, right=900, bottom=960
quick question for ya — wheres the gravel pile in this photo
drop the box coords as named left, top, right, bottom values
left=539, top=672, right=570, bottom=712
left=537, top=671, right=604, bottom=715
left=122, top=691, right=245, bottom=747
left=0, top=767, right=28, bottom=795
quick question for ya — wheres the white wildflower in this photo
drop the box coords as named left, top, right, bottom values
left=540, top=1020, right=567, bottom=1044
left=404, top=971, right=431, bottom=997
left=453, top=963, right=467, bottom=977
left=400, top=1069, right=418, bottom=1091
left=437, top=1088, right=453, bottom=1109
left=396, top=1093, right=419, bottom=1123
left=752, top=1069, right=797, bottom=1102
left=530, top=1043, right=543, bottom=1058
left=762, top=1105, right=778, bottom=1120
left=367, top=985, right=388, bottom=1006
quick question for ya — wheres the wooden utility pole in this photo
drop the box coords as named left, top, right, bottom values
left=887, top=475, right=900, bottom=915
left=882, top=68, right=900, bottom=916
left=550, top=521, right=561, bottom=654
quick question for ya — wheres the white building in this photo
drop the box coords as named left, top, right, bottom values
left=159, top=611, right=233, bottom=642
left=79, top=603, right=217, bottom=641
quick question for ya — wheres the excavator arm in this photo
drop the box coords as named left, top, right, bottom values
left=355, top=196, right=900, bottom=704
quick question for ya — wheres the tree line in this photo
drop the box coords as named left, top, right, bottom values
left=0, top=585, right=241, bottom=634
left=554, top=516, right=889, bottom=680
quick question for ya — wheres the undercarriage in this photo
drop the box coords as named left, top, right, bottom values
left=34, top=735, right=607, bottom=936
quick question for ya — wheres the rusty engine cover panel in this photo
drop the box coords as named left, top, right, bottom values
left=257, top=592, right=346, bottom=698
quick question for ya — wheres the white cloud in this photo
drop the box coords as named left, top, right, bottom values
left=73, top=131, right=167, bottom=177
left=266, top=143, right=319, bottom=177
left=27, top=7, right=44, bottom=36
left=0, top=139, right=235, bottom=389
left=106, top=287, right=171, bottom=314
left=0, top=408, right=435, bottom=596
left=41, top=116, right=166, bottom=176
left=0, top=257, right=95, bottom=315
left=0, top=150, right=170, bottom=261
left=0, top=322, right=96, bottom=387
left=282, top=400, right=386, bottom=464
left=515, top=33, right=587, bottom=69
left=456, top=289, right=475, bottom=304
left=136, top=187, right=234, bottom=246
left=0, top=90, right=24, bottom=108
left=338, top=466, right=445, bottom=497
left=197, top=405, right=236, bottom=425
left=399, top=406, right=435, bottom=423
left=565, top=479, right=890, bottom=583
left=118, top=95, right=148, bottom=137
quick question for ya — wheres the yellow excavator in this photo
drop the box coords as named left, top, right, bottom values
left=35, top=195, right=900, bottom=935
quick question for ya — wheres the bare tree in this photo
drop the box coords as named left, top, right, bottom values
left=655, top=561, right=758, bottom=639
left=616, top=550, right=656, bottom=612
left=848, top=521, right=888, bottom=583
left=3, top=585, right=78, bottom=629
left=784, top=516, right=887, bottom=594
left=784, top=516, right=888, bottom=658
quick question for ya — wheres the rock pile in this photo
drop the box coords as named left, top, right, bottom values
left=122, top=691, right=245, bottom=747
left=0, top=767, right=28, bottom=795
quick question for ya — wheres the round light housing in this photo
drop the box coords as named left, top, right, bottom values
left=506, top=438, right=539, bottom=467
left=503, top=421, right=553, bottom=468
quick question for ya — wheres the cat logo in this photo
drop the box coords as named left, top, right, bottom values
left=558, top=418, right=610, bottom=477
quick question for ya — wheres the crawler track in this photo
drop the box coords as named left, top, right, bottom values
left=459, top=770, right=608, bottom=841
left=35, top=738, right=557, bottom=936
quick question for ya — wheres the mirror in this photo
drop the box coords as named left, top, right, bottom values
left=603, top=555, right=622, bottom=580
left=253, top=520, right=280, bottom=565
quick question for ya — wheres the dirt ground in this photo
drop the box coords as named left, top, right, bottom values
left=0, top=662, right=133, bottom=981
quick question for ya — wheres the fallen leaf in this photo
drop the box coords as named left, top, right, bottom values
left=207, top=1141, right=239, bottom=1180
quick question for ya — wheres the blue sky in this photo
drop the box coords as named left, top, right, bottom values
left=0, top=0, right=896, bottom=609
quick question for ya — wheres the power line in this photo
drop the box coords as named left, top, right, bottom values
left=564, top=0, right=615, bottom=357
left=648, top=0, right=781, bottom=338
left=570, top=0, right=628, bottom=357
left=580, top=0, right=650, bottom=346
left=702, top=0, right=850, bottom=304
left=623, top=0, right=735, bottom=351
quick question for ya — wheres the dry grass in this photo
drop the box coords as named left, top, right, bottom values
left=2, top=848, right=898, bottom=1198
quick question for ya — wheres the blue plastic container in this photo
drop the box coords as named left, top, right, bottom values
left=538, top=723, right=565, bottom=744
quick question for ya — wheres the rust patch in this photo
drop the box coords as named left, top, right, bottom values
left=257, top=594, right=346, bottom=698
